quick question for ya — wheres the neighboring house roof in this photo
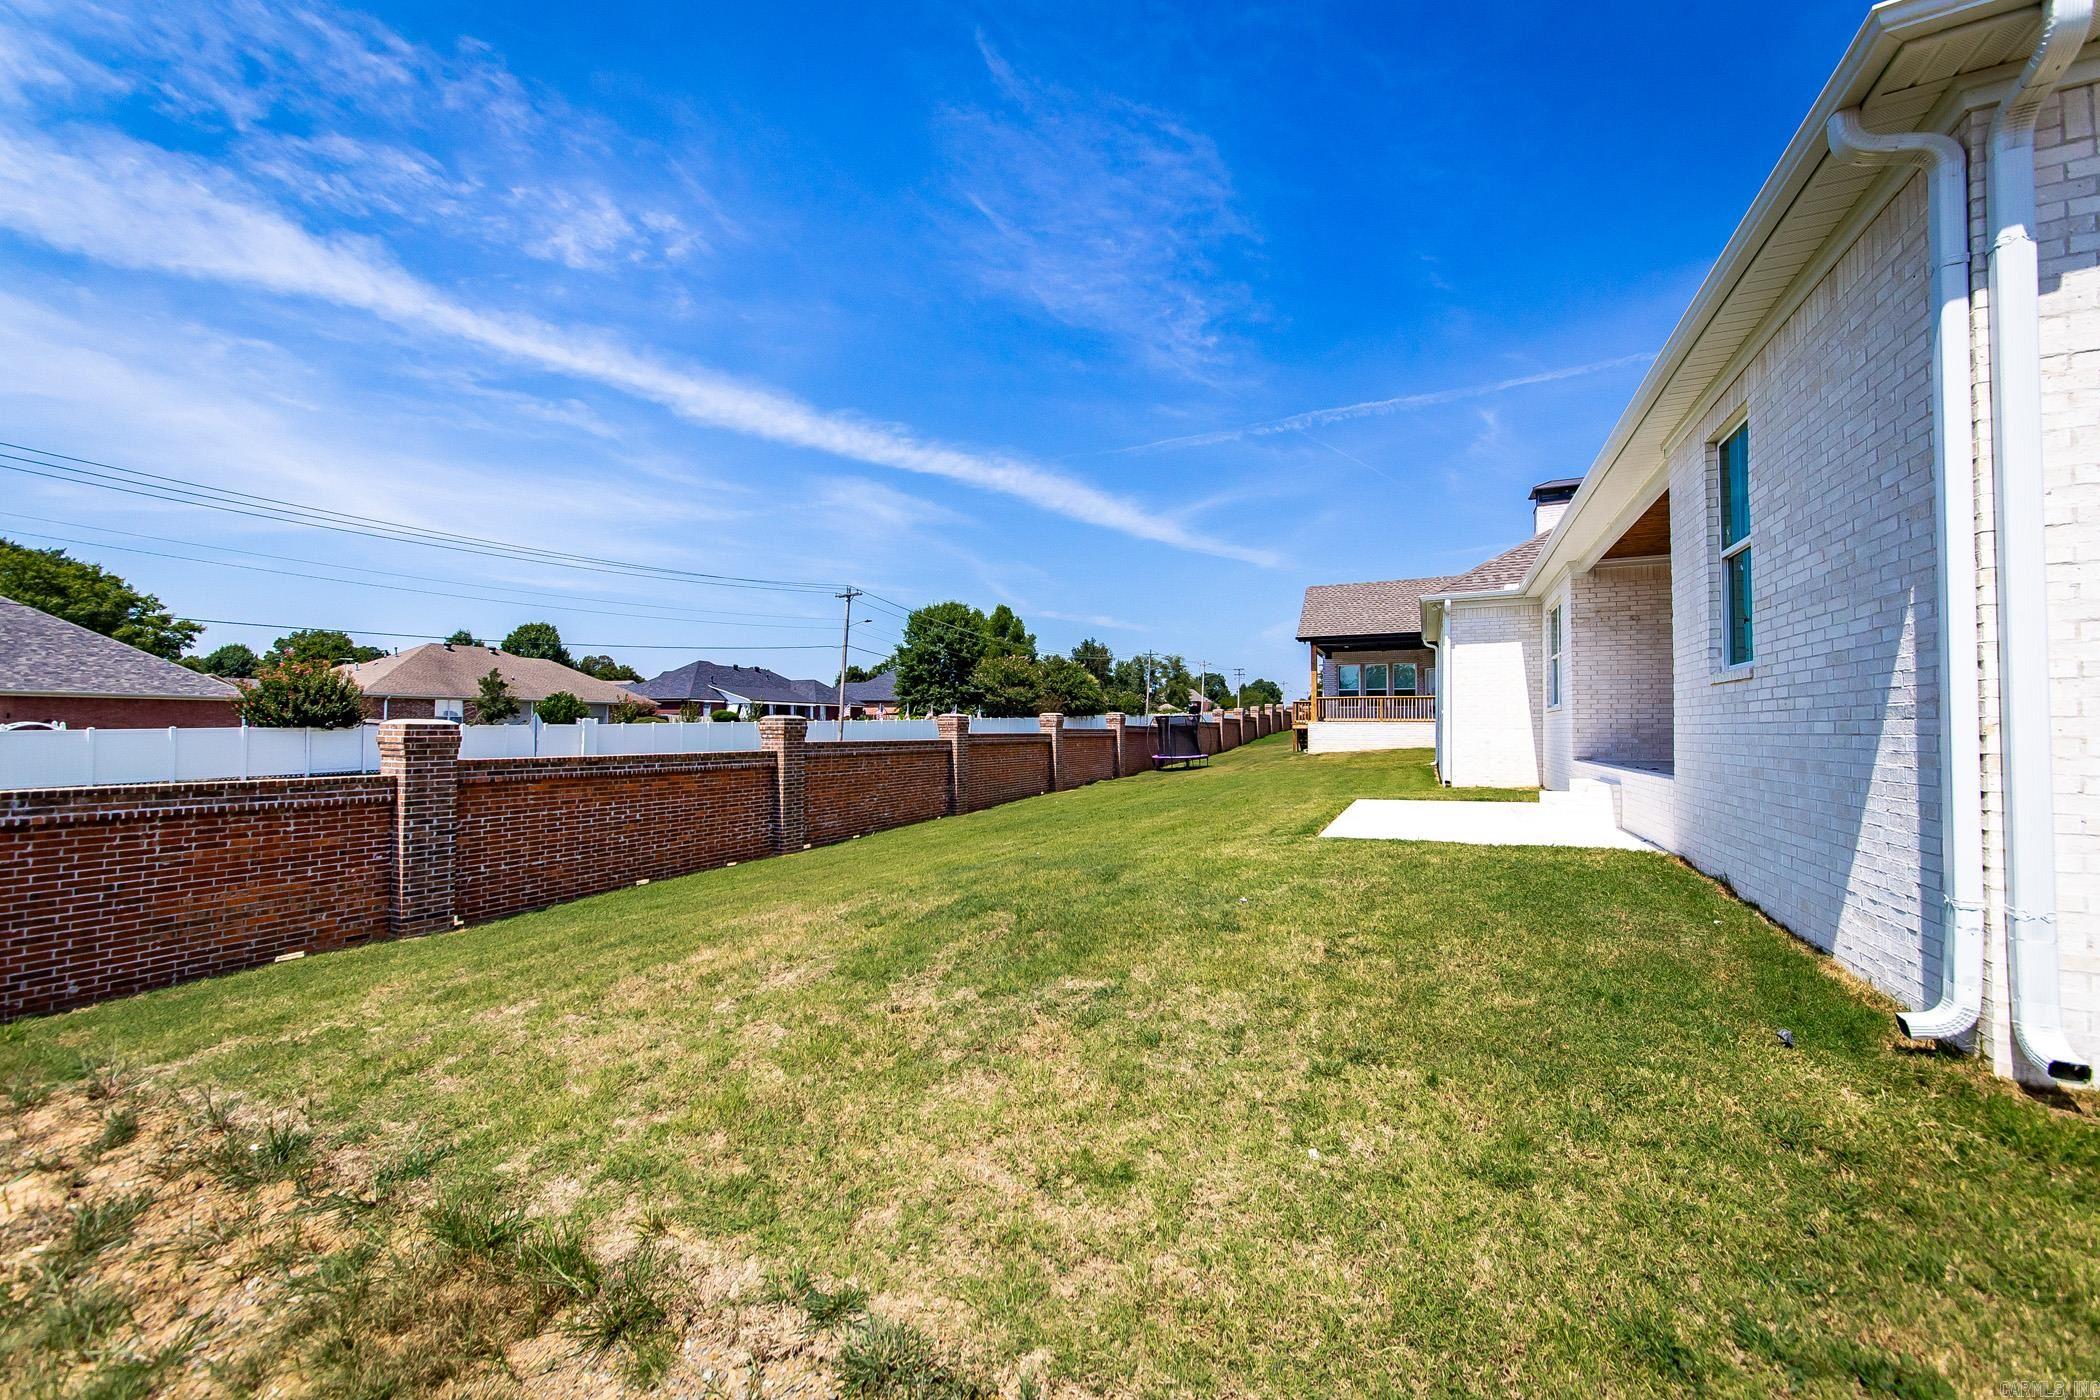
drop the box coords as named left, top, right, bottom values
left=0, top=595, right=240, bottom=701
left=1522, top=0, right=2048, bottom=596
left=843, top=670, right=898, bottom=705
left=633, top=659, right=801, bottom=706
left=1442, top=532, right=1552, bottom=594
left=633, top=658, right=874, bottom=709
left=1296, top=576, right=1455, bottom=642
left=340, top=644, right=647, bottom=705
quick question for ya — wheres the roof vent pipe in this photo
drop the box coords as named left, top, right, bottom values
left=1825, top=110, right=1985, bottom=1043
left=1984, top=0, right=2094, bottom=1083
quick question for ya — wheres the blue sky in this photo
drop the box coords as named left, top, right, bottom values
left=0, top=0, right=1866, bottom=691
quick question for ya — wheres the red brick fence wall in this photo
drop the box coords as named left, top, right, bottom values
left=3, top=707, right=1287, bottom=1017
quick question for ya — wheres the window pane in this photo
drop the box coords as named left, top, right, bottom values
left=1394, top=663, right=1417, bottom=694
left=1727, top=549, right=1754, bottom=665
left=1364, top=664, right=1387, bottom=693
left=1338, top=664, right=1361, bottom=696
left=1720, top=424, right=1750, bottom=547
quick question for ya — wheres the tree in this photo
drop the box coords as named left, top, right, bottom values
left=472, top=668, right=519, bottom=724
left=1069, top=638, right=1113, bottom=684
left=234, top=658, right=365, bottom=729
left=1202, top=673, right=1236, bottom=712
left=709, top=708, right=741, bottom=723
left=608, top=697, right=657, bottom=723
left=0, top=538, right=201, bottom=659
left=575, top=654, right=642, bottom=682
left=502, top=622, right=572, bottom=667
left=1243, top=678, right=1284, bottom=706
left=186, top=643, right=259, bottom=679
left=971, top=655, right=1043, bottom=718
left=1036, top=656, right=1105, bottom=715
left=271, top=628, right=384, bottom=666
left=892, top=601, right=988, bottom=714
left=838, top=663, right=880, bottom=685
left=445, top=629, right=479, bottom=646
left=982, top=604, right=1036, bottom=660
left=535, top=691, right=588, bottom=724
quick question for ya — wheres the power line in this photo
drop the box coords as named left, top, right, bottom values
left=0, top=511, right=837, bottom=624
left=182, top=615, right=897, bottom=654
left=0, top=519, right=845, bottom=633
left=0, top=442, right=843, bottom=595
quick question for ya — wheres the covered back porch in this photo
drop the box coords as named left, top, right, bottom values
left=1300, top=636, right=1436, bottom=751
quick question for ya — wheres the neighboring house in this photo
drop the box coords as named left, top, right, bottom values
left=1415, top=0, right=2100, bottom=1085
left=634, top=660, right=903, bottom=719
left=338, top=643, right=650, bottom=722
left=1295, top=481, right=1573, bottom=754
left=843, top=670, right=902, bottom=719
left=0, top=595, right=240, bottom=728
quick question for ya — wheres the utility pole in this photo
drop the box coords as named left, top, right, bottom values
left=1232, top=667, right=1246, bottom=708
left=834, top=587, right=862, bottom=739
left=1197, top=659, right=1208, bottom=713
left=1140, top=652, right=1152, bottom=717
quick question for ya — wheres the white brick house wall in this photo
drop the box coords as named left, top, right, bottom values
left=1661, top=174, right=1942, bottom=1008
left=1441, top=598, right=1544, bottom=788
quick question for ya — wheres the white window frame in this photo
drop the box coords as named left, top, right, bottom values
left=1714, top=416, right=1755, bottom=677
left=1546, top=605, right=1564, bottom=709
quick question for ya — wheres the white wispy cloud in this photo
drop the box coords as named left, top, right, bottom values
left=1036, top=608, right=1144, bottom=633
left=944, top=34, right=1253, bottom=376
left=6, top=1, right=718, bottom=271
left=1114, top=353, right=1656, bottom=453
left=0, top=123, right=1276, bottom=565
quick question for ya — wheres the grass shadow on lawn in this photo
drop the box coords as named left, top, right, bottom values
left=4, top=737, right=2097, bottom=1396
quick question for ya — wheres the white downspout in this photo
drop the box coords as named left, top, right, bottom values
left=1985, top=0, right=2094, bottom=1083
left=1825, top=112, right=1986, bottom=1042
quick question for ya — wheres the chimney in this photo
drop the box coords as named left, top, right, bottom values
left=1529, top=477, right=1581, bottom=535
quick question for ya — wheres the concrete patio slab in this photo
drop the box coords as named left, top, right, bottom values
left=1320, top=796, right=1662, bottom=851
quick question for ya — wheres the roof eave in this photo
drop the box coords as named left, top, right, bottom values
left=1518, top=0, right=2028, bottom=597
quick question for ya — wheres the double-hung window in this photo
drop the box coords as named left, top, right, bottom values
left=1394, top=662, right=1418, bottom=695
left=1337, top=664, right=1361, bottom=697
left=1718, top=422, right=1753, bottom=666
left=1364, top=663, right=1388, bottom=695
left=1546, top=606, right=1564, bottom=708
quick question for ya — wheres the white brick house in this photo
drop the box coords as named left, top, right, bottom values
left=1420, top=0, right=2100, bottom=1086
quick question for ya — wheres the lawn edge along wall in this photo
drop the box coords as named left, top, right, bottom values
left=0, top=708, right=1289, bottom=1018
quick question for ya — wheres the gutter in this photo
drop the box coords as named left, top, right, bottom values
left=1982, top=0, right=2094, bottom=1082
left=1825, top=111, right=1987, bottom=1042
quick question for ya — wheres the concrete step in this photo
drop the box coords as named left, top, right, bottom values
left=1539, top=780, right=1617, bottom=817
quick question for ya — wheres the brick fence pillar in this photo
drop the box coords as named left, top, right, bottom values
left=759, top=715, right=809, bottom=852
left=1105, top=712, right=1126, bottom=777
left=376, top=719, right=460, bottom=935
left=1037, top=711, right=1065, bottom=790
left=936, top=712, right=970, bottom=814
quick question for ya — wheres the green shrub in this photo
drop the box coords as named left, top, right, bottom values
left=233, top=659, right=365, bottom=729
left=534, top=691, right=588, bottom=725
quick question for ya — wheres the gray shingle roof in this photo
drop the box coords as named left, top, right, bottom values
left=339, top=644, right=649, bottom=705
left=1442, top=532, right=1550, bottom=593
left=1296, top=576, right=1454, bottom=642
left=843, top=670, right=897, bottom=704
left=0, top=595, right=240, bottom=700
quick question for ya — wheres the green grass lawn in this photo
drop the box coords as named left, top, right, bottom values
left=6, top=737, right=2098, bottom=1396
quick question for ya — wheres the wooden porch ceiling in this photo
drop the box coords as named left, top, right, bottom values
left=1601, top=493, right=1670, bottom=560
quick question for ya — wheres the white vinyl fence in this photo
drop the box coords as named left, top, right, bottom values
left=1062, top=715, right=1110, bottom=729
left=807, top=720, right=940, bottom=742
left=968, top=717, right=1043, bottom=734
left=0, top=725, right=383, bottom=790
left=455, top=720, right=762, bottom=760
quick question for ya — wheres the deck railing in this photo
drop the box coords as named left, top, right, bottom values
left=1315, top=696, right=1435, bottom=722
